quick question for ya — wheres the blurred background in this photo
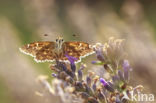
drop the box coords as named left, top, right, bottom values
left=0, top=0, right=156, bottom=103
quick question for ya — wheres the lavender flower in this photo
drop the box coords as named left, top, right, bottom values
left=91, top=61, right=104, bottom=65
left=52, top=73, right=57, bottom=78
left=100, top=78, right=114, bottom=92
left=93, top=43, right=105, bottom=62
left=92, top=83, right=96, bottom=92
left=100, top=78, right=108, bottom=86
left=78, top=69, right=83, bottom=81
left=65, top=54, right=78, bottom=72
left=37, top=37, right=142, bottom=103
left=122, top=60, right=130, bottom=70
left=123, top=60, right=130, bottom=82
left=86, top=76, right=91, bottom=87
left=92, top=76, right=98, bottom=92
left=65, top=53, right=78, bottom=64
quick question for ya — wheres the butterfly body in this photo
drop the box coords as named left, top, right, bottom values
left=19, top=37, right=95, bottom=63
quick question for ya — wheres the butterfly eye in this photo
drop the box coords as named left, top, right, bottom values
left=56, top=39, right=58, bottom=42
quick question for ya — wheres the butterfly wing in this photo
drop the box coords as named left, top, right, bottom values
left=19, top=41, right=56, bottom=62
left=62, top=41, right=95, bottom=63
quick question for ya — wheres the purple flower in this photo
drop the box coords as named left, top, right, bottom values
left=65, top=53, right=78, bottom=72
left=91, top=61, right=104, bottom=65
left=122, top=60, right=130, bottom=70
left=100, top=78, right=108, bottom=86
left=92, top=83, right=96, bottom=92
left=52, top=73, right=57, bottom=77
left=86, top=76, right=91, bottom=87
left=107, top=81, right=114, bottom=88
left=65, top=53, right=78, bottom=64
left=96, top=50, right=105, bottom=62
left=78, top=69, right=83, bottom=81
left=61, top=63, right=67, bottom=71
left=100, top=78, right=114, bottom=92
left=91, top=61, right=97, bottom=64
left=94, top=44, right=105, bottom=62
left=122, top=60, right=130, bottom=82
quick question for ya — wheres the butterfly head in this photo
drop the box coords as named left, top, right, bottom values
left=55, top=36, right=64, bottom=49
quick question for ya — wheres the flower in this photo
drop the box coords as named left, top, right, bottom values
left=122, top=60, right=130, bottom=70
left=122, top=60, right=130, bottom=82
left=65, top=53, right=78, bottom=72
left=78, top=69, right=83, bottom=81
left=52, top=73, right=57, bottom=78
left=100, top=78, right=108, bottom=86
left=65, top=53, right=78, bottom=64
left=93, top=43, right=105, bottom=62
left=100, top=78, right=114, bottom=92
left=37, top=37, right=143, bottom=103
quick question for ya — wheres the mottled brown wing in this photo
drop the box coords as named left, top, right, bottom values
left=62, top=41, right=95, bottom=62
left=19, top=41, right=56, bottom=62
left=35, top=43, right=56, bottom=62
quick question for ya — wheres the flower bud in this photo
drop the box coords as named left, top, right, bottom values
left=78, top=69, right=83, bottom=81
left=86, top=76, right=92, bottom=87
left=100, top=78, right=114, bottom=92
left=123, top=60, right=130, bottom=82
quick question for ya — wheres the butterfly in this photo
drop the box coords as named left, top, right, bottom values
left=19, top=37, right=95, bottom=63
